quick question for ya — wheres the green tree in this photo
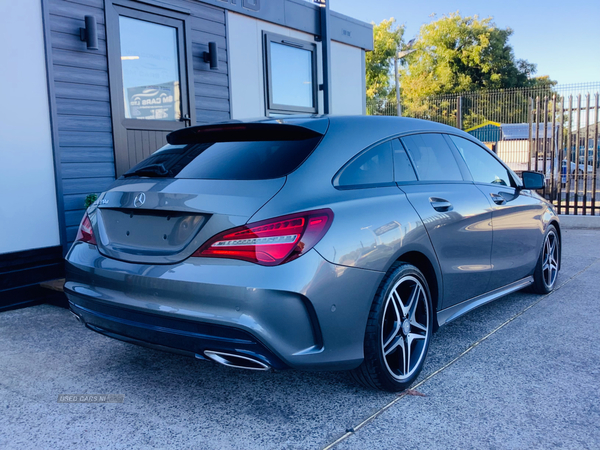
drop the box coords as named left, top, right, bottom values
left=400, top=12, right=555, bottom=116
left=366, top=18, right=404, bottom=113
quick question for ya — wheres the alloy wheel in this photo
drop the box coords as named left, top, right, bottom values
left=542, top=230, right=559, bottom=289
left=380, top=275, right=430, bottom=381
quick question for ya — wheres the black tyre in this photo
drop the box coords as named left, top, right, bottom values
left=351, top=263, right=433, bottom=392
left=530, top=225, right=560, bottom=294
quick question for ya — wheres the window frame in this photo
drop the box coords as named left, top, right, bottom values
left=445, top=133, right=521, bottom=188
left=263, top=31, right=318, bottom=115
left=333, top=138, right=397, bottom=190
left=333, top=131, right=516, bottom=191
left=398, top=132, right=471, bottom=184
left=106, top=0, right=195, bottom=132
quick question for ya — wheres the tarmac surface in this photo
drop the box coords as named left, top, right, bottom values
left=1, top=229, right=599, bottom=449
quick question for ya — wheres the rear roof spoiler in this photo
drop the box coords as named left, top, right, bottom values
left=167, top=122, right=323, bottom=145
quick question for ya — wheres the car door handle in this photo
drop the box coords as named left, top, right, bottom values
left=490, top=193, right=506, bottom=205
left=429, top=198, right=453, bottom=212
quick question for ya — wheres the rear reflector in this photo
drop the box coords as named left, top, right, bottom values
left=192, top=209, right=333, bottom=266
left=75, top=213, right=97, bottom=245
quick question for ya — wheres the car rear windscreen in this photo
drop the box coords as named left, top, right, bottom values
left=122, top=137, right=322, bottom=180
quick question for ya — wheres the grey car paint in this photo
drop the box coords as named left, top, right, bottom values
left=65, top=115, right=559, bottom=372
left=398, top=182, right=494, bottom=308
left=92, top=178, right=286, bottom=264
left=476, top=184, right=546, bottom=290
left=66, top=243, right=382, bottom=370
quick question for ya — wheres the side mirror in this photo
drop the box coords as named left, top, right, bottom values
left=521, top=171, right=545, bottom=190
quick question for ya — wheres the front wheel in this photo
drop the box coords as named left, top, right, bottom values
left=530, top=225, right=560, bottom=294
left=351, top=263, right=433, bottom=392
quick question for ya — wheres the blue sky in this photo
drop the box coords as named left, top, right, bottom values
left=330, top=0, right=600, bottom=85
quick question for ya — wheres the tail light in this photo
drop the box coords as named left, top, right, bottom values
left=75, top=213, right=97, bottom=245
left=192, top=209, right=333, bottom=266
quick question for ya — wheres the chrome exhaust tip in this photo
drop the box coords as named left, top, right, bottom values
left=204, top=350, right=271, bottom=371
left=70, top=311, right=83, bottom=323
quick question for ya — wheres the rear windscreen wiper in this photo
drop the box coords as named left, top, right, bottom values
left=122, top=163, right=170, bottom=178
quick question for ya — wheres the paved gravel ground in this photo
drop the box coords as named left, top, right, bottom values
left=1, top=229, right=598, bottom=450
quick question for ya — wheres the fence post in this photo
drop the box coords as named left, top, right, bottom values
left=549, top=95, right=557, bottom=203
left=528, top=97, right=533, bottom=171
left=583, top=94, right=590, bottom=215
left=592, top=94, right=599, bottom=216
left=535, top=96, right=540, bottom=172
left=566, top=96, right=573, bottom=215
left=456, top=96, right=463, bottom=129
left=557, top=97, right=564, bottom=214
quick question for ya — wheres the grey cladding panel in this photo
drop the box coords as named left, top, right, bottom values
left=67, top=0, right=104, bottom=10
left=48, top=0, right=231, bottom=242
left=54, top=82, right=110, bottom=101
left=57, top=115, right=112, bottom=132
left=190, top=16, right=226, bottom=35
left=194, top=70, right=228, bottom=87
left=194, top=82, right=229, bottom=99
left=49, top=2, right=105, bottom=24
left=66, top=226, right=79, bottom=244
left=50, top=29, right=107, bottom=55
left=60, top=147, right=114, bottom=163
left=53, top=65, right=109, bottom=86
left=49, top=15, right=107, bottom=40
left=188, top=2, right=225, bottom=23
left=195, top=109, right=230, bottom=124
left=192, top=55, right=228, bottom=73
left=52, top=48, right=108, bottom=71
left=55, top=99, right=111, bottom=117
left=62, top=178, right=115, bottom=196
left=61, top=162, right=116, bottom=179
left=64, top=194, right=91, bottom=212
left=65, top=210, right=86, bottom=227
left=190, top=30, right=227, bottom=49
left=58, top=131, right=114, bottom=147
left=194, top=96, right=230, bottom=112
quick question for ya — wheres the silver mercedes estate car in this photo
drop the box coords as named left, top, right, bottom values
left=65, top=116, right=560, bottom=391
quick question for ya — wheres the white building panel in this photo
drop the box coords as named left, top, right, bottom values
left=227, top=12, right=365, bottom=119
left=330, top=41, right=364, bottom=115
left=0, top=0, right=60, bottom=253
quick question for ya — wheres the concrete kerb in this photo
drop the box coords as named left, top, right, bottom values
left=558, top=214, right=600, bottom=229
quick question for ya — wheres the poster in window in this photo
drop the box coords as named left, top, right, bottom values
left=126, top=81, right=180, bottom=120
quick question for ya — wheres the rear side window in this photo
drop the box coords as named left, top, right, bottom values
left=448, top=135, right=514, bottom=187
left=335, top=141, right=393, bottom=188
left=400, top=134, right=463, bottom=181
left=123, top=137, right=321, bottom=180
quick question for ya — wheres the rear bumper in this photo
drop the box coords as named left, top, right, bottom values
left=65, top=242, right=383, bottom=371
left=69, top=295, right=288, bottom=369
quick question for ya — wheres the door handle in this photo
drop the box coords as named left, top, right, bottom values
left=490, top=193, right=506, bottom=205
left=429, top=197, right=453, bottom=212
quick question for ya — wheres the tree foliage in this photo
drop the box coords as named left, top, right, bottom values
left=400, top=12, right=556, bottom=112
left=366, top=18, right=404, bottom=106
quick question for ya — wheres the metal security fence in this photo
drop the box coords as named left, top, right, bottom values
left=532, top=93, right=600, bottom=215
left=366, top=99, right=397, bottom=116
left=367, top=83, right=600, bottom=215
left=402, top=83, right=600, bottom=129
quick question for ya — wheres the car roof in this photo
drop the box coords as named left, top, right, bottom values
left=272, top=115, right=476, bottom=182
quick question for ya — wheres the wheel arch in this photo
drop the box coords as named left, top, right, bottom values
left=549, top=218, right=562, bottom=270
left=393, top=251, right=441, bottom=331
